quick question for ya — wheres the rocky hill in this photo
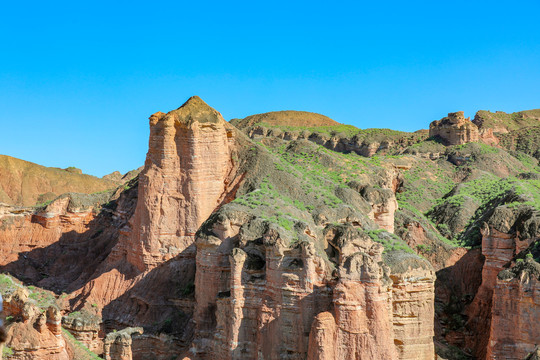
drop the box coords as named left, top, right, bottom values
left=0, top=97, right=539, bottom=360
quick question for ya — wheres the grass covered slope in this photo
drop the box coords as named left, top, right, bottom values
left=473, top=109, right=540, bottom=133
left=0, top=155, right=119, bottom=206
left=230, top=110, right=340, bottom=128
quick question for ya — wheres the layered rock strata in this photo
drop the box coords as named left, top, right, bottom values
left=3, top=288, right=69, bottom=360
left=62, top=311, right=102, bottom=353
left=429, top=111, right=479, bottom=145
left=466, top=205, right=540, bottom=359
left=191, top=208, right=435, bottom=360
left=489, top=260, right=540, bottom=359
left=114, top=95, right=241, bottom=272
left=103, top=327, right=143, bottom=360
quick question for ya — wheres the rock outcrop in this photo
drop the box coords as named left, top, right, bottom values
left=190, top=205, right=435, bottom=360
left=360, top=186, right=398, bottom=233
left=489, top=259, right=540, bottom=359
left=116, top=95, right=242, bottom=272
left=465, top=205, right=540, bottom=359
left=103, top=327, right=143, bottom=360
left=3, top=288, right=69, bottom=360
left=62, top=311, right=102, bottom=353
left=429, top=111, right=479, bottom=146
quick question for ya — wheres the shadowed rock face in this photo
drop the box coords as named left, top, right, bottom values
left=429, top=111, right=479, bottom=146
left=464, top=206, right=540, bottom=360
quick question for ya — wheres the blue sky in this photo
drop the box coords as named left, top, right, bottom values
left=1, top=0, right=539, bottom=177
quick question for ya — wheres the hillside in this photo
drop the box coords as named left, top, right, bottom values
left=0, top=155, right=120, bottom=206
left=473, top=109, right=540, bottom=133
left=230, top=110, right=340, bottom=128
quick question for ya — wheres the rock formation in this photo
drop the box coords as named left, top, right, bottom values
left=103, top=327, right=143, bottom=360
left=62, top=311, right=102, bottom=353
left=490, top=259, right=540, bottom=359
left=191, top=205, right=435, bottom=360
left=3, top=288, right=69, bottom=360
left=465, top=205, right=540, bottom=359
left=3, top=97, right=540, bottom=360
left=115, top=95, right=242, bottom=272
left=360, top=186, right=398, bottom=233
left=429, top=111, right=479, bottom=145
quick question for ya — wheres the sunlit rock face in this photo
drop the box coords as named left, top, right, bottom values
left=189, top=207, right=435, bottom=360
left=429, top=111, right=479, bottom=146
left=123, top=96, right=240, bottom=272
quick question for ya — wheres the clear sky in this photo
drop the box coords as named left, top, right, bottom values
left=1, top=0, right=539, bottom=177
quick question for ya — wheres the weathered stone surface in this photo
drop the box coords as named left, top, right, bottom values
left=62, top=310, right=102, bottom=353
left=488, top=259, right=540, bottom=359
left=466, top=205, right=540, bottom=359
left=116, top=96, right=241, bottom=272
left=361, top=186, right=398, bottom=233
left=386, top=252, right=435, bottom=360
left=104, top=327, right=143, bottom=360
left=429, top=111, right=479, bottom=146
left=191, top=204, right=435, bottom=360
left=3, top=294, right=69, bottom=360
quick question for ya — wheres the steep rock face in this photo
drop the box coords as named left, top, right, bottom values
left=360, top=186, right=398, bottom=233
left=190, top=206, right=435, bottom=360
left=429, top=111, right=479, bottom=146
left=193, top=213, right=332, bottom=360
left=307, top=252, right=398, bottom=360
left=116, top=96, right=241, bottom=272
left=488, top=260, right=540, bottom=359
left=0, top=197, right=96, bottom=268
left=386, top=253, right=435, bottom=360
left=466, top=205, right=539, bottom=359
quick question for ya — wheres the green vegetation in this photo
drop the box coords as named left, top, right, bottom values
left=28, top=287, right=57, bottom=310
left=397, top=159, right=455, bottom=212
left=513, top=179, right=540, bottom=210
left=2, top=346, right=14, bottom=357
left=0, top=273, right=17, bottom=295
left=435, top=176, right=513, bottom=208
left=366, top=229, right=414, bottom=253
left=259, top=123, right=361, bottom=137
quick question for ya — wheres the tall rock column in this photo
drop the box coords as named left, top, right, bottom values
left=122, top=96, right=239, bottom=271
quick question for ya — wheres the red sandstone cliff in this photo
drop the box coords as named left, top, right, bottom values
left=118, top=96, right=241, bottom=272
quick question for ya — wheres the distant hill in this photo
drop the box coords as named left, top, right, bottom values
left=473, top=109, right=540, bottom=133
left=230, top=110, right=339, bottom=129
left=0, top=155, right=120, bottom=206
